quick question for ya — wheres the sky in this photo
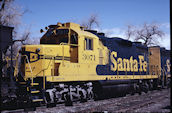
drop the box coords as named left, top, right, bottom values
left=16, top=0, right=170, bottom=49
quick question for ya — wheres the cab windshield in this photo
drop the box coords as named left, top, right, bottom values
left=40, top=29, right=69, bottom=44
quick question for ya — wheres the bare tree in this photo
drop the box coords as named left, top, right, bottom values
left=81, top=14, right=100, bottom=30
left=0, top=0, right=33, bottom=62
left=125, top=25, right=135, bottom=40
left=125, top=23, right=165, bottom=46
left=0, top=0, right=22, bottom=27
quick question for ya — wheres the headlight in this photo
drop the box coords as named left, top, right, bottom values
left=36, top=48, right=41, bottom=53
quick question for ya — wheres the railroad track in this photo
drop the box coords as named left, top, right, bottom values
left=78, top=88, right=170, bottom=113
left=114, top=89, right=170, bottom=112
left=2, top=88, right=170, bottom=113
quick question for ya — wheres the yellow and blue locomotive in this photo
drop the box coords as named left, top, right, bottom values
left=14, top=22, right=170, bottom=106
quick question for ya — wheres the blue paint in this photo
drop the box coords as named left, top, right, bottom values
left=96, top=35, right=150, bottom=75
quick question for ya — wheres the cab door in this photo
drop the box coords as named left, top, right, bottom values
left=70, top=30, right=78, bottom=63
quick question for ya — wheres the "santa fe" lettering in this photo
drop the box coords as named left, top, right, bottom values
left=110, top=51, right=147, bottom=72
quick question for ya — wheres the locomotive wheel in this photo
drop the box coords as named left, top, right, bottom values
left=148, top=82, right=153, bottom=91
left=64, top=93, right=73, bottom=106
left=88, top=91, right=94, bottom=100
left=80, top=91, right=87, bottom=103
left=143, top=82, right=149, bottom=93
left=136, top=83, right=142, bottom=95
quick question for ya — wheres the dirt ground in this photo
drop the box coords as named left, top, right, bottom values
left=2, top=88, right=171, bottom=113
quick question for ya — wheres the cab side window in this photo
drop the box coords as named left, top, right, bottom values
left=71, top=34, right=78, bottom=44
left=85, top=38, right=93, bottom=50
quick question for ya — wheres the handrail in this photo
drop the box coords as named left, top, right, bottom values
left=22, top=55, right=34, bottom=86
left=60, top=42, right=68, bottom=45
left=60, top=42, right=79, bottom=47
left=60, top=42, right=78, bottom=65
left=62, top=44, right=64, bottom=65
left=34, top=57, right=53, bottom=76
left=161, top=67, right=167, bottom=75
left=69, top=44, right=79, bottom=46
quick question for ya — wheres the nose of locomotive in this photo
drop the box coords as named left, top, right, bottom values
left=19, top=45, right=44, bottom=79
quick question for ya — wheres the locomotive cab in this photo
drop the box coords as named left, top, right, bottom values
left=18, top=22, right=105, bottom=82
left=40, top=23, right=79, bottom=63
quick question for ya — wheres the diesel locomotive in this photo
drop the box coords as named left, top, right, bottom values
left=1, top=22, right=171, bottom=109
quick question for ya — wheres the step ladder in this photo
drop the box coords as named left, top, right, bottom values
left=30, top=82, right=44, bottom=103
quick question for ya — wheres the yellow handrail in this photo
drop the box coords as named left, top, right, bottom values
left=60, top=42, right=78, bottom=47
left=22, top=55, right=34, bottom=86
left=62, top=44, right=64, bottom=65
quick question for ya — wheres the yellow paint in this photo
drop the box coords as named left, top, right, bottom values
left=110, top=51, right=117, bottom=71
left=133, top=59, right=138, bottom=72
left=138, top=55, right=147, bottom=72
left=32, top=99, right=43, bottom=102
left=20, top=22, right=158, bottom=83
left=110, top=51, right=147, bottom=72
left=31, top=90, right=40, bottom=93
